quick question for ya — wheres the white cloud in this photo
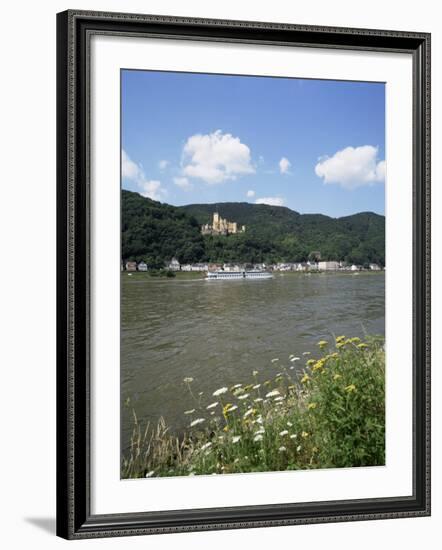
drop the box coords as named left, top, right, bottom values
left=122, top=149, right=142, bottom=180
left=181, top=130, right=255, bottom=184
left=315, top=145, right=385, bottom=189
left=255, top=197, right=285, bottom=207
left=279, top=157, right=291, bottom=174
left=158, top=160, right=169, bottom=170
left=173, top=177, right=193, bottom=191
left=138, top=180, right=165, bottom=201
left=246, top=190, right=255, bottom=198
left=122, top=150, right=167, bottom=201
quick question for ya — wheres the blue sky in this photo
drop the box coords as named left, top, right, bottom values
left=122, top=70, right=385, bottom=218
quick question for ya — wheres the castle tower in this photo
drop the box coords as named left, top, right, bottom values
left=213, top=212, right=220, bottom=232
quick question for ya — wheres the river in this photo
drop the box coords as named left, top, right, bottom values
left=121, top=272, right=384, bottom=454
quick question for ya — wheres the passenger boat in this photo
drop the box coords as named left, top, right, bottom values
left=206, top=270, right=273, bottom=280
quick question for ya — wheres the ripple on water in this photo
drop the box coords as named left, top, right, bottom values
left=121, top=273, right=385, bottom=451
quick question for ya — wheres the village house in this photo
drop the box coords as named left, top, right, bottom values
left=369, top=263, right=381, bottom=271
left=125, top=261, right=137, bottom=272
left=223, top=263, right=243, bottom=272
left=167, top=257, right=181, bottom=271
left=137, top=261, right=148, bottom=271
left=190, top=263, right=209, bottom=272
left=318, top=261, right=340, bottom=271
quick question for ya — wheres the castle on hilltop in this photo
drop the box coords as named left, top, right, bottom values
left=201, top=212, right=246, bottom=236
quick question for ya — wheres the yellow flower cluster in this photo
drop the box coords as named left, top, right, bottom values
left=345, top=384, right=357, bottom=393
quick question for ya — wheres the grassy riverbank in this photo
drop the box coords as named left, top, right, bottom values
left=122, top=335, right=385, bottom=478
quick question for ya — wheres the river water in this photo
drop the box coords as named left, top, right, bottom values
left=121, top=272, right=384, bottom=453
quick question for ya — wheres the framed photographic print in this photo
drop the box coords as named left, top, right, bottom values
left=56, top=10, right=431, bottom=539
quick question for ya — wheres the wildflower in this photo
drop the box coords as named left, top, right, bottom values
left=333, top=374, right=342, bottom=380
left=264, top=380, right=272, bottom=386
left=238, top=393, right=250, bottom=400
left=252, top=370, right=259, bottom=376
left=225, top=404, right=238, bottom=412
left=184, top=409, right=196, bottom=415
left=223, top=426, right=229, bottom=432
left=279, top=430, right=289, bottom=436
left=330, top=352, right=339, bottom=359
left=350, top=337, right=361, bottom=344
left=306, top=359, right=315, bottom=366
left=336, top=335, right=346, bottom=343
left=183, top=377, right=194, bottom=383
left=289, top=366, right=295, bottom=370
left=345, top=384, right=356, bottom=393
left=210, top=411, right=215, bottom=416
left=271, top=358, right=279, bottom=363
left=234, top=458, right=240, bottom=463
left=278, top=446, right=287, bottom=452
left=302, top=351, right=311, bottom=356
left=213, top=387, right=228, bottom=396
left=255, top=416, right=264, bottom=425
left=254, top=397, right=264, bottom=403
left=200, top=442, right=212, bottom=451
left=206, top=402, right=218, bottom=410
left=190, top=418, right=205, bottom=427
left=243, top=408, right=255, bottom=419
left=296, top=445, right=302, bottom=451
left=336, top=342, right=345, bottom=349
left=287, top=421, right=293, bottom=427
left=301, top=374, right=310, bottom=384
left=290, top=356, right=300, bottom=362
left=313, top=360, right=325, bottom=372
left=301, top=431, right=309, bottom=438
left=230, top=383, right=242, bottom=390
left=317, top=340, right=328, bottom=349
left=290, top=434, right=297, bottom=440
left=145, top=471, right=155, bottom=478
left=232, top=435, right=241, bottom=443
left=218, top=435, right=224, bottom=441
left=254, top=434, right=264, bottom=442
left=253, top=384, right=261, bottom=390
left=308, top=403, right=317, bottom=410
left=255, top=428, right=265, bottom=435
left=265, top=389, right=280, bottom=398
left=357, top=343, right=369, bottom=350
left=274, top=396, right=284, bottom=402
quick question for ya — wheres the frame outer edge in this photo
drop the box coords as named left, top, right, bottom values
left=56, top=9, right=431, bottom=539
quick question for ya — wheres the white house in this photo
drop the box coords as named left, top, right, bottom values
left=369, top=263, right=381, bottom=271
left=318, top=261, right=340, bottom=271
left=167, top=257, right=181, bottom=271
left=191, top=263, right=208, bottom=272
left=138, top=261, right=148, bottom=271
left=350, top=264, right=360, bottom=271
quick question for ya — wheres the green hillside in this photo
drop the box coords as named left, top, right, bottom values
left=122, top=191, right=385, bottom=266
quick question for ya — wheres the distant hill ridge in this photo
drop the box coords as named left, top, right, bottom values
left=122, top=190, right=385, bottom=267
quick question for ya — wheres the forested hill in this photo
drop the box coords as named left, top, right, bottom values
left=122, top=190, right=385, bottom=267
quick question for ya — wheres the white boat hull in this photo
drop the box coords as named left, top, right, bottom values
left=206, top=271, right=273, bottom=280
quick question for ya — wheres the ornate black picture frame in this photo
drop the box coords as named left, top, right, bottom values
left=56, top=9, right=430, bottom=539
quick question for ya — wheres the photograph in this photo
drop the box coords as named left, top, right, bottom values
left=120, top=69, right=386, bottom=479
